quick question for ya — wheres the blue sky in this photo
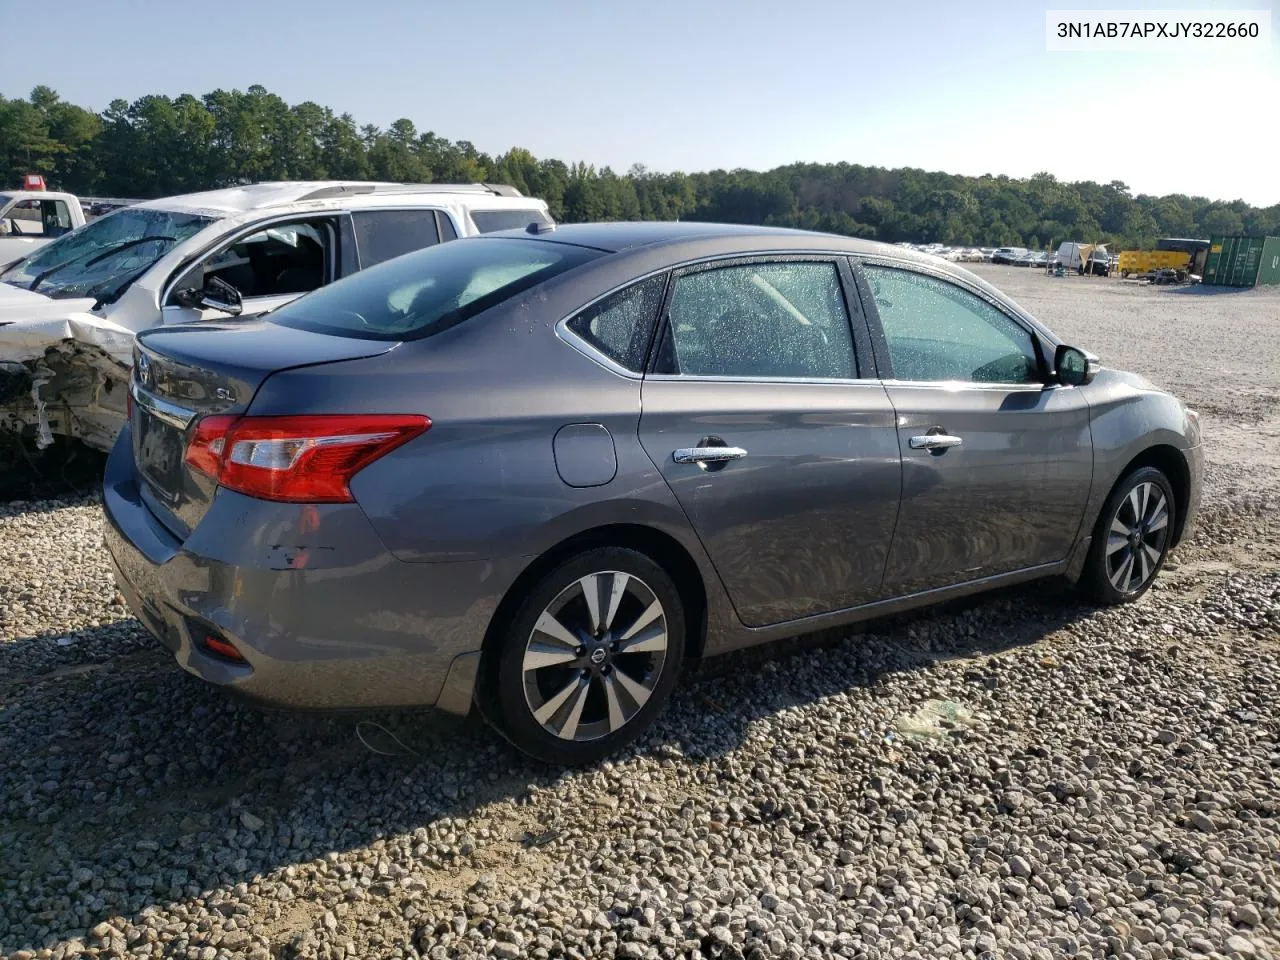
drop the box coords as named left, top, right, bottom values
left=3, top=0, right=1277, bottom=203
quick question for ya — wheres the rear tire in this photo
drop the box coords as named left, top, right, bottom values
left=1078, top=466, right=1176, bottom=605
left=489, top=547, right=685, bottom=765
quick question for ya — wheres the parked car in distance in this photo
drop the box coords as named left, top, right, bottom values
left=991, top=246, right=1028, bottom=264
left=103, top=222, right=1203, bottom=765
left=0, top=181, right=553, bottom=453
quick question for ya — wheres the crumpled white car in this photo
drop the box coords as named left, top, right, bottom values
left=0, top=180, right=552, bottom=452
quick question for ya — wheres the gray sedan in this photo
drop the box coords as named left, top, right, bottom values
left=103, top=223, right=1202, bottom=764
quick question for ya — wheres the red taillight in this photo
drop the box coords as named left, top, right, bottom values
left=202, top=634, right=246, bottom=663
left=184, top=414, right=430, bottom=503
left=185, top=414, right=237, bottom=477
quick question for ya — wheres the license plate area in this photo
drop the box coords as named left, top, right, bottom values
left=134, top=405, right=188, bottom=503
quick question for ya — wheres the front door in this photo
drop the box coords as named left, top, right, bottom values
left=638, top=257, right=902, bottom=627
left=855, top=261, right=1093, bottom=596
left=161, top=218, right=338, bottom=323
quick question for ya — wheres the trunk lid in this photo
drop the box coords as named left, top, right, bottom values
left=131, top=318, right=397, bottom=538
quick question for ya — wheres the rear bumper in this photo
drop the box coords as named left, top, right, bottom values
left=102, top=426, right=525, bottom=712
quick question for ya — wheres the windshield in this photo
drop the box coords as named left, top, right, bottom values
left=0, top=206, right=218, bottom=300
left=268, top=237, right=601, bottom=341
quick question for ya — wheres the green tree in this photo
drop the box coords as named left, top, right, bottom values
left=0, top=81, right=1271, bottom=248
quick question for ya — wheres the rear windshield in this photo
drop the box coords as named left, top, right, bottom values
left=470, top=208, right=555, bottom=233
left=267, top=237, right=600, bottom=341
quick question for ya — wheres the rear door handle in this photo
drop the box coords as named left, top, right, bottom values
left=909, top=434, right=963, bottom=451
left=673, top=446, right=748, bottom=464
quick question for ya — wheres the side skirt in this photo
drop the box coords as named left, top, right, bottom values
left=704, top=561, right=1068, bottom=656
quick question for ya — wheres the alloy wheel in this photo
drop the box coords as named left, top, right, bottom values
left=1104, top=481, right=1170, bottom=593
left=521, top=571, right=669, bottom=742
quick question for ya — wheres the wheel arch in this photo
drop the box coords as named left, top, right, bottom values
left=1111, top=443, right=1192, bottom=546
left=473, top=523, right=710, bottom=709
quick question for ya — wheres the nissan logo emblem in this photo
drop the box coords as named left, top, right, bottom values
left=136, top=352, right=153, bottom=389
left=589, top=648, right=607, bottom=665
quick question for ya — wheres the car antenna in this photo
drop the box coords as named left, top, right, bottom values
left=526, top=221, right=555, bottom=234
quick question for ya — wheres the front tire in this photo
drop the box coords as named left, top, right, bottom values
left=1079, top=466, right=1176, bottom=605
left=490, top=547, right=685, bottom=765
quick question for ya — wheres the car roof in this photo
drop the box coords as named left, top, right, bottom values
left=134, top=181, right=530, bottom=215
left=493, top=220, right=901, bottom=256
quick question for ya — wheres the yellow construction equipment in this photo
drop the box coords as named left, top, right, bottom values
left=1117, top=250, right=1191, bottom=277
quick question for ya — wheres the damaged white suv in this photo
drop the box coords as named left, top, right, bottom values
left=0, top=181, right=552, bottom=452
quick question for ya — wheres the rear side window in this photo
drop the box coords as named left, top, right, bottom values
left=352, top=210, right=440, bottom=267
left=436, top=211, right=458, bottom=242
left=566, top=275, right=666, bottom=372
left=268, top=237, right=601, bottom=341
left=471, top=209, right=554, bottom=233
left=655, top=261, right=856, bottom=379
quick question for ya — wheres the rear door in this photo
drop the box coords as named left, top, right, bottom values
left=637, top=256, right=902, bottom=628
left=852, top=259, right=1093, bottom=596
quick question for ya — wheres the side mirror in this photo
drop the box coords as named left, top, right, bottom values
left=1055, top=344, right=1098, bottom=386
left=176, top=276, right=243, bottom=316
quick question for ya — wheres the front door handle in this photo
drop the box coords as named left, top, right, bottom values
left=672, top=446, right=748, bottom=464
left=909, top=434, right=963, bottom=451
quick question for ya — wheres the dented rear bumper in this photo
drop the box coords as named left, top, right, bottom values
left=102, top=423, right=520, bottom=713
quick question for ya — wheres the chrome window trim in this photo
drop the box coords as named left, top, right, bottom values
left=645, top=373, right=884, bottom=386
left=879, top=379, right=1049, bottom=392
left=130, top=381, right=196, bottom=430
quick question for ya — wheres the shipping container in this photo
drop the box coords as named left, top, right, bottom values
left=1258, top=236, right=1280, bottom=287
left=1203, top=235, right=1268, bottom=287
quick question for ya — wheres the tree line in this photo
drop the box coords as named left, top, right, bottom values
left=2, top=84, right=1276, bottom=250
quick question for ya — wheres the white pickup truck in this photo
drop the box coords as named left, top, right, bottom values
left=0, top=190, right=87, bottom=269
left=0, top=180, right=553, bottom=453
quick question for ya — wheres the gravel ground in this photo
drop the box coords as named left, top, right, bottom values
left=2, top=271, right=1279, bottom=960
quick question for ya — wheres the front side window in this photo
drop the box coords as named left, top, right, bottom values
left=656, top=261, right=856, bottom=379
left=0, top=198, right=72, bottom=237
left=353, top=210, right=440, bottom=268
left=171, top=219, right=334, bottom=303
left=269, top=237, right=601, bottom=341
left=566, top=275, right=666, bottom=372
left=861, top=265, right=1040, bottom=384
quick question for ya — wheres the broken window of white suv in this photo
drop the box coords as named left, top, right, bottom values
left=1, top=207, right=217, bottom=301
